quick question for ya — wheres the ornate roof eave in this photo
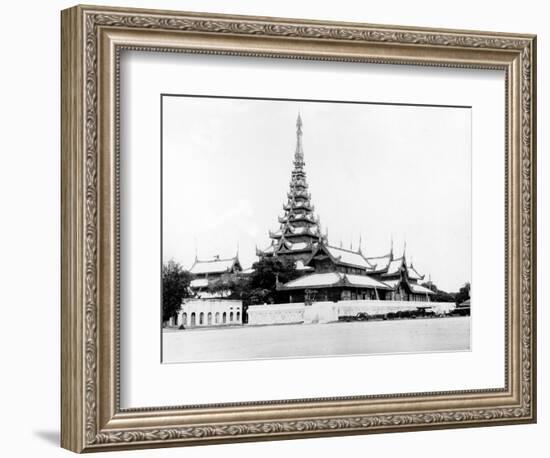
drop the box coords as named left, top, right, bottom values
left=288, top=211, right=317, bottom=221
left=334, top=260, right=373, bottom=272
left=284, top=232, right=320, bottom=239
left=284, top=202, right=314, bottom=212
left=289, top=217, right=316, bottom=225
left=278, top=242, right=316, bottom=254
left=380, top=271, right=401, bottom=279
left=269, top=230, right=282, bottom=239
left=287, top=191, right=311, bottom=199
left=277, top=282, right=352, bottom=291
left=278, top=273, right=393, bottom=291
left=369, top=266, right=389, bottom=275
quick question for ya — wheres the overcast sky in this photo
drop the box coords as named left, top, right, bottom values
left=162, top=95, right=471, bottom=292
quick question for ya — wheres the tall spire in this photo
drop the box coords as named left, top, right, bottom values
left=257, top=113, right=322, bottom=263
left=295, top=112, right=304, bottom=165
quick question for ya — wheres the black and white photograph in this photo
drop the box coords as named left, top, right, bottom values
left=161, top=95, right=472, bottom=364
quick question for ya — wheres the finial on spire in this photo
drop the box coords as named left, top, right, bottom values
left=294, top=112, right=304, bottom=162
left=403, top=238, right=407, bottom=258
left=390, top=234, right=394, bottom=259
left=236, top=242, right=239, bottom=258
left=358, top=234, right=363, bottom=254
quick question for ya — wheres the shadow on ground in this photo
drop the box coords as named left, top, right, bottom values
left=34, top=430, right=59, bottom=446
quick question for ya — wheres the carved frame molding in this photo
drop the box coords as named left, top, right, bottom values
left=61, top=4, right=536, bottom=453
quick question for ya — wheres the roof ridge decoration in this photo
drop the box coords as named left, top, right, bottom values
left=194, top=255, right=238, bottom=264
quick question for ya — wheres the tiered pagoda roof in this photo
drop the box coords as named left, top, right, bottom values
left=258, top=114, right=326, bottom=261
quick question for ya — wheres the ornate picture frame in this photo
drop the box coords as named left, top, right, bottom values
left=61, top=4, right=536, bottom=453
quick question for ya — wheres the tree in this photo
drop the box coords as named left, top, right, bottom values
left=162, top=260, right=192, bottom=322
left=229, top=274, right=253, bottom=299
left=207, top=273, right=244, bottom=298
left=421, top=281, right=456, bottom=303
left=455, top=282, right=471, bottom=305
left=243, top=256, right=300, bottom=305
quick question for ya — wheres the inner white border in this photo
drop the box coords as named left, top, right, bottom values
left=120, top=52, right=505, bottom=408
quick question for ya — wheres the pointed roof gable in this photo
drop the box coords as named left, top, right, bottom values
left=308, top=243, right=374, bottom=270
left=407, top=263, right=425, bottom=281
left=366, top=253, right=393, bottom=272
left=384, top=257, right=406, bottom=276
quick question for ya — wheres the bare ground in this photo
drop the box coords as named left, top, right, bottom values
left=162, top=316, right=471, bottom=363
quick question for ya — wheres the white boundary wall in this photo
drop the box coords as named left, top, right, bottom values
left=337, top=300, right=418, bottom=317
left=246, top=300, right=456, bottom=325
left=246, top=303, right=305, bottom=325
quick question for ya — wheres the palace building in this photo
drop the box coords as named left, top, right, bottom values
left=178, top=255, right=245, bottom=328
left=257, top=114, right=435, bottom=303
left=188, top=254, right=242, bottom=298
